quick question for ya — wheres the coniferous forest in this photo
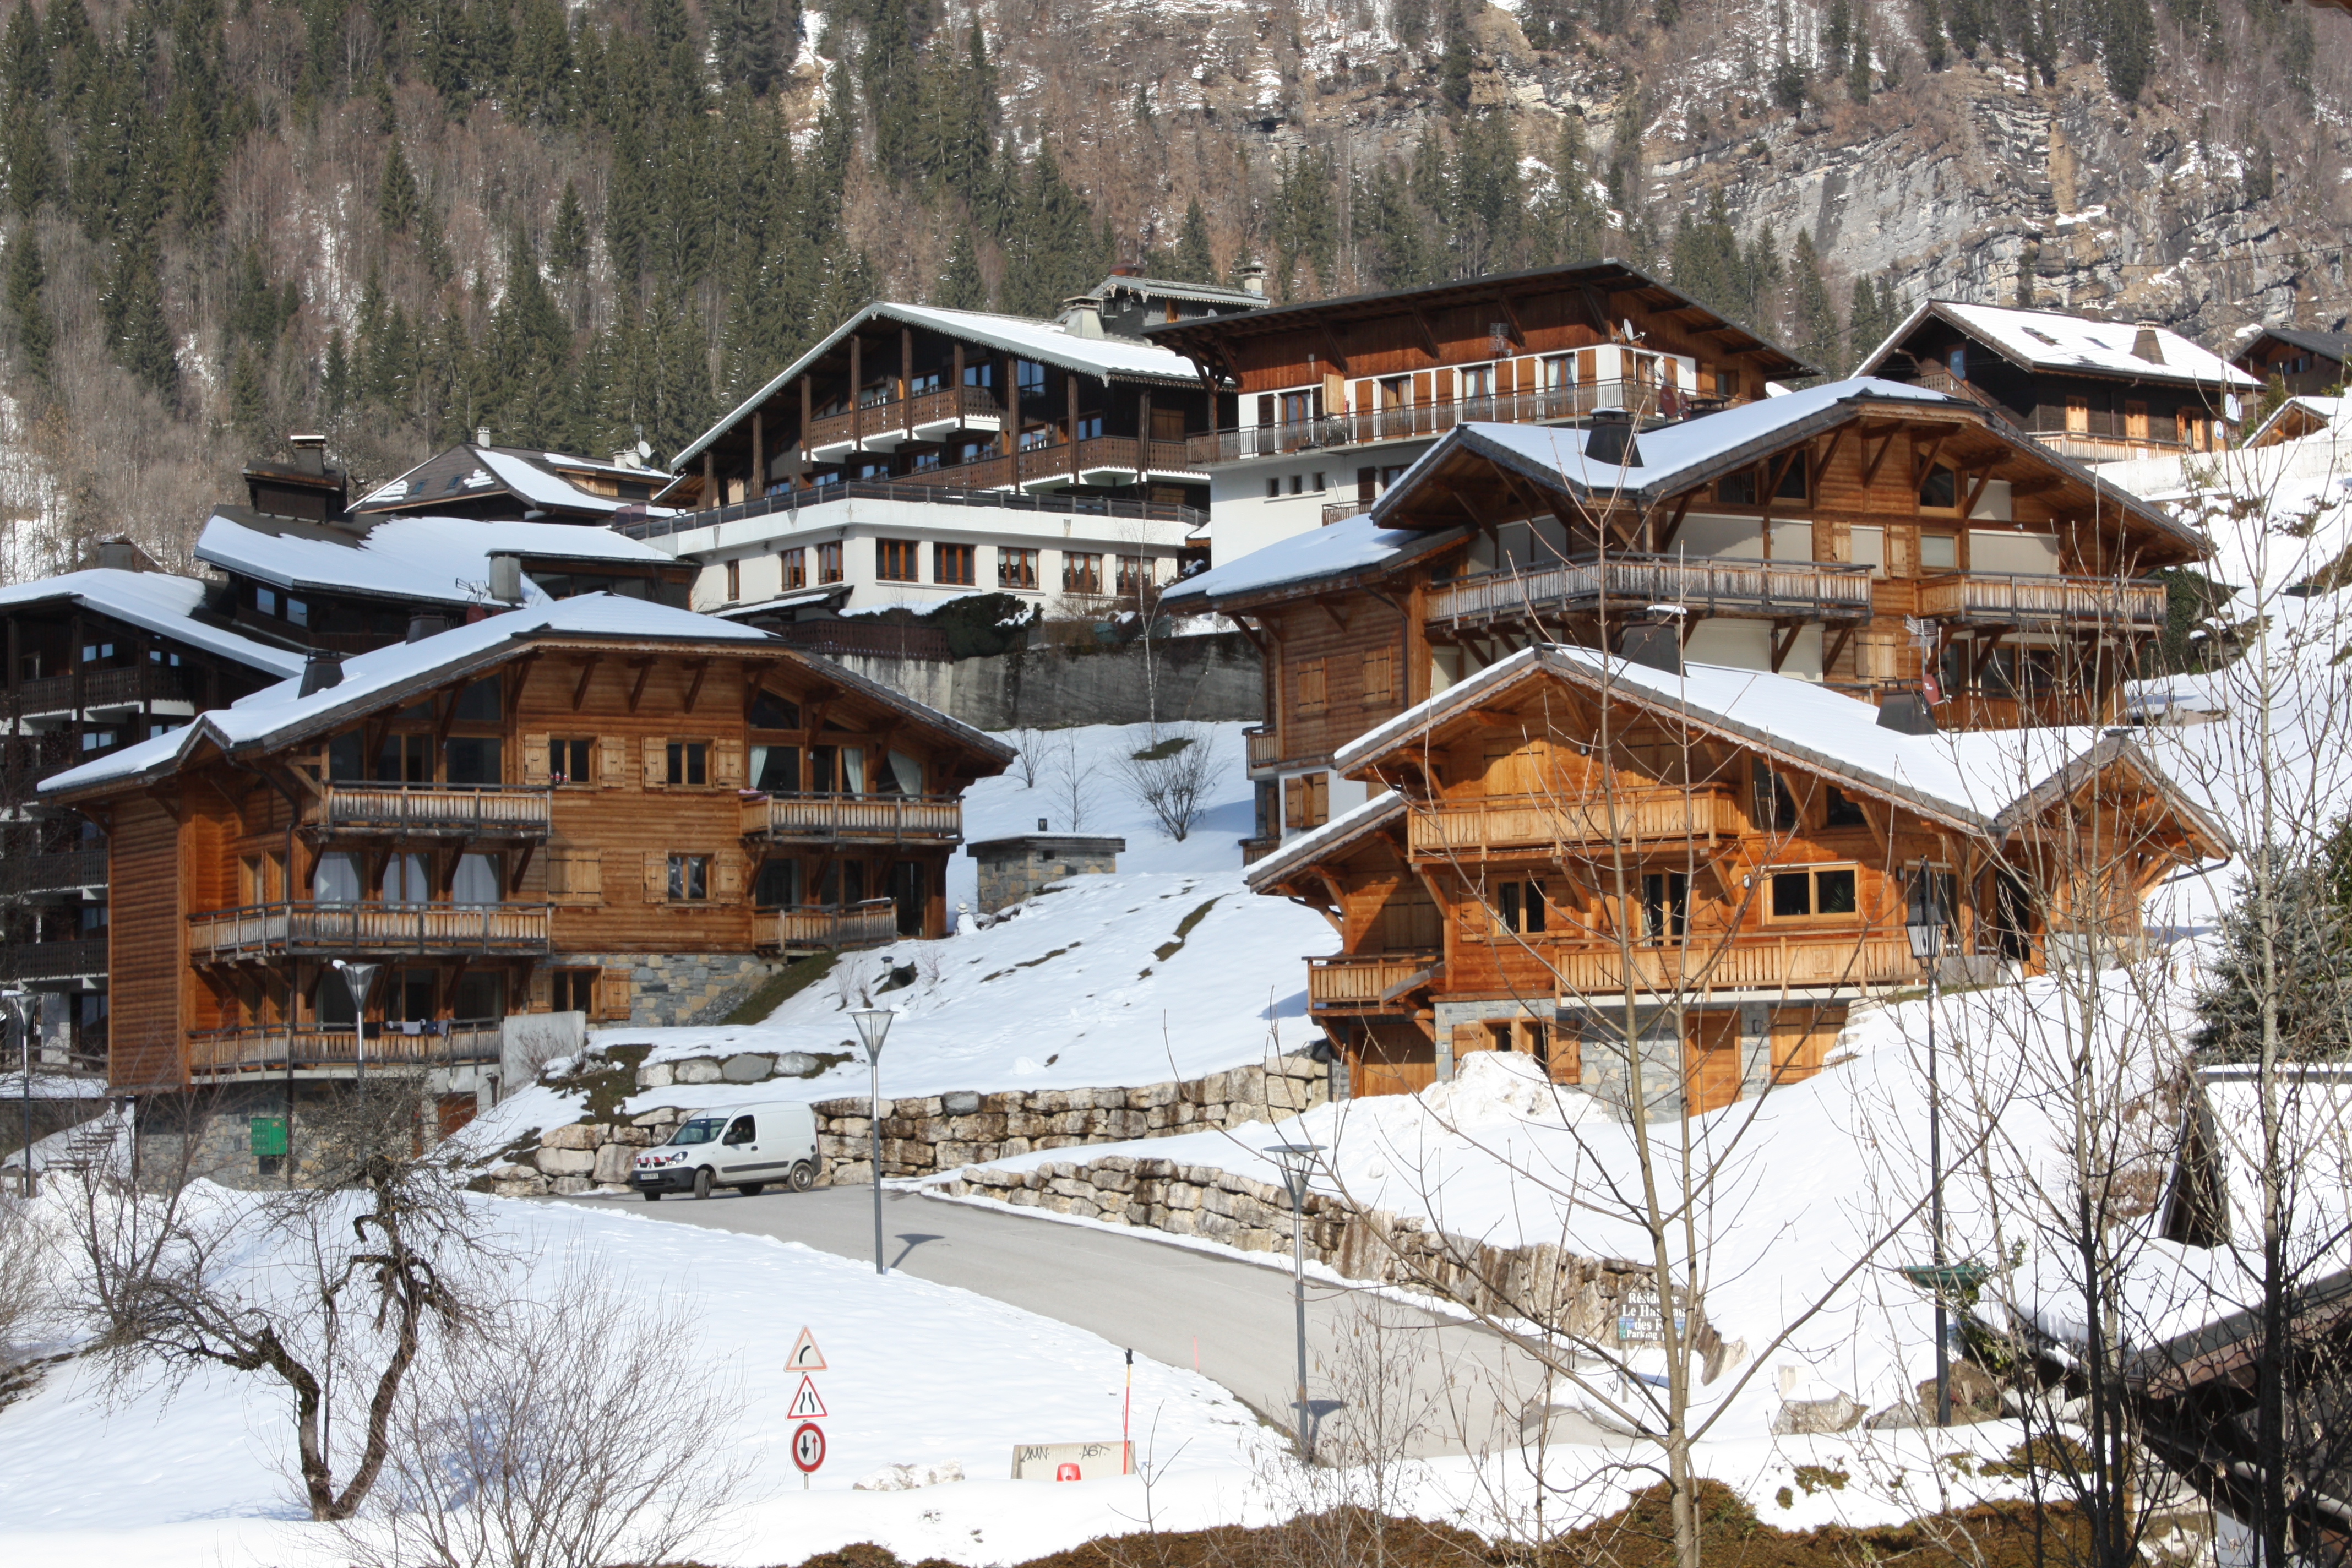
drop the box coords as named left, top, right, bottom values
left=0, top=0, right=2344, bottom=575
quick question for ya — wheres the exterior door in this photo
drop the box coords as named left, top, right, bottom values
left=1683, top=1011, right=1741, bottom=1116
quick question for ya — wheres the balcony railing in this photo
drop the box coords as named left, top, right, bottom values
left=1, top=848, right=107, bottom=898
left=0, top=937, right=107, bottom=983
left=740, top=793, right=963, bottom=845
left=186, top=1022, right=504, bottom=1076
left=1914, top=571, right=2168, bottom=630
left=913, top=436, right=1204, bottom=492
left=621, top=480, right=1207, bottom=542
left=1185, top=379, right=1727, bottom=466
left=10, top=664, right=193, bottom=716
left=1308, top=951, right=1441, bottom=1012
left=1429, top=554, right=1877, bottom=630
left=2032, top=431, right=2188, bottom=464
left=774, top=899, right=900, bottom=950
left=1409, top=788, right=1745, bottom=860
left=187, top=902, right=553, bottom=962
left=804, top=385, right=1005, bottom=453
left=308, top=781, right=555, bottom=837
left=1546, top=935, right=1921, bottom=997
left=1244, top=727, right=1280, bottom=772
left=1240, top=834, right=1280, bottom=865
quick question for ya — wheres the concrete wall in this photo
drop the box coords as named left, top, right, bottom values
left=823, top=632, right=1263, bottom=731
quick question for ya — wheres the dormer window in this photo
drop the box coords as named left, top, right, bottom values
left=1716, top=469, right=1758, bottom=505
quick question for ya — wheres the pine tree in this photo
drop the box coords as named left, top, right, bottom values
left=1172, top=197, right=1215, bottom=283
left=1550, top=115, right=1605, bottom=265
left=7, top=222, right=47, bottom=383
left=1788, top=231, right=1840, bottom=384
left=933, top=225, right=986, bottom=308
left=1451, top=111, right=1523, bottom=276
left=1438, top=2, right=1474, bottom=112
left=511, top=0, right=574, bottom=123
left=417, top=181, right=453, bottom=285
left=4, top=106, right=51, bottom=216
left=865, top=0, right=924, bottom=183
left=1272, top=146, right=1337, bottom=297
left=2100, top=0, right=2155, bottom=100
left=2, top=0, right=44, bottom=103
left=549, top=178, right=589, bottom=277
left=379, top=137, right=421, bottom=232
left=322, top=326, right=350, bottom=416
left=1846, top=19, right=1872, bottom=103
left=1918, top=0, right=1949, bottom=70
left=43, top=0, right=95, bottom=110
left=228, top=343, right=269, bottom=447
left=102, top=239, right=177, bottom=400
left=713, top=0, right=785, bottom=95
left=1823, top=0, right=1851, bottom=75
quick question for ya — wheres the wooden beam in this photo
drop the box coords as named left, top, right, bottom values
left=1408, top=304, right=1442, bottom=361
left=681, top=658, right=711, bottom=715
left=625, top=656, right=656, bottom=715
left=1860, top=425, right=1901, bottom=489
left=1822, top=624, right=1855, bottom=675
left=1657, top=491, right=1696, bottom=553
left=504, top=653, right=538, bottom=722
left=1912, top=428, right=1951, bottom=487
left=1757, top=448, right=1803, bottom=527
left=1319, top=599, right=1348, bottom=633
left=1317, top=319, right=1349, bottom=374
left=1770, top=621, right=1803, bottom=673
left=570, top=655, right=600, bottom=712
left=1961, top=466, right=1995, bottom=521
left=1972, top=629, right=2011, bottom=683
left=1491, top=290, right=1526, bottom=346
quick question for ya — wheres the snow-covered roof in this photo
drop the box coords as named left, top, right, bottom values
left=0, top=568, right=303, bottom=678
left=1157, top=515, right=1467, bottom=607
left=197, top=510, right=673, bottom=607
left=672, top=302, right=1207, bottom=472
left=1086, top=275, right=1267, bottom=308
left=40, top=595, right=773, bottom=796
left=2241, top=325, right=2352, bottom=365
left=1861, top=301, right=2260, bottom=391
left=353, top=444, right=676, bottom=518
left=1330, top=644, right=2229, bottom=847
left=2244, top=394, right=2345, bottom=448
left=1243, top=790, right=1403, bottom=888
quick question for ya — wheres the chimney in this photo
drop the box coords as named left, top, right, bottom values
left=94, top=536, right=146, bottom=573
left=1237, top=263, right=1267, bottom=298
left=1059, top=296, right=1104, bottom=338
left=406, top=612, right=450, bottom=644
left=487, top=553, right=524, bottom=605
left=1876, top=691, right=1938, bottom=734
left=1618, top=621, right=1683, bottom=676
left=1585, top=408, right=1642, bottom=467
left=288, top=432, right=326, bottom=476
left=2132, top=322, right=2166, bottom=366
left=298, top=649, right=344, bottom=697
left=475, top=426, right=492, bottom=448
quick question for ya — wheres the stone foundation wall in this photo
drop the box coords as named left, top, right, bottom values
left=566, top=951, right=787, bottom=1027
left=486, top=1050, right=1333, bottom=1196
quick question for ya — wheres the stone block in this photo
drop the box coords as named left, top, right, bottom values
left=935, top=1141, right=978, bottom=1168
left=608, top=1126, right=655, bottom=1147
left=720, top=1053, right=775, bottom=1083
left=998, top=1137, right=1032, bottom=1157
left=674, top=1058, right=723, bottom=1085
left=536, top=1146, right=596, bottom=1177
left=542, top=1124, right=604, bottom=1151
left=632, top=1108, right=684, bottom=1128
left=551, top=1175, right=592, bottom=1195
left=941, top=1091, right=983, bottom=1116
left=1771, top=1395, right=1866, bottom=1436
left=1163, top=1182, right=1201, bottom=1210
left=592, top=1143, right=637, bottom=1184
left=813, top=1097, right=867, bottom=1119
left=492, top=1178, right=546, bottom=1199
left=638, top=1061, right=675, bottom=1088
left=774, top=1052, right=822, bottom=1077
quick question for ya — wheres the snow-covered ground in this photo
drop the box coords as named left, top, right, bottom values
left=462, top=721, right=1336, bottom=1148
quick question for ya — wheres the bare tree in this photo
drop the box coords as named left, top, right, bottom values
left=1010, top=724, right=1049, bottom=788
left=1050, top=728, right=1101, bottom=832
left=64, top=1073, right=494, bottom=1521
left=1118, top=722, right=1219, bottom=841
left=331, top=1253, right=760, bottom=1568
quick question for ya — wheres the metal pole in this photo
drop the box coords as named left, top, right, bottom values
left=1291, top=1179, right=1309, bottom=1458
left=1931, top=949, right=1948, bottom=1427
left=870, top=1050, right=885, bottom=1275
left=16, top=998, right=30, bottom=1199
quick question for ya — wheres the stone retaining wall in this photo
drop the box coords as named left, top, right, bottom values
left=485, top=1051, right=1332, bottom=1196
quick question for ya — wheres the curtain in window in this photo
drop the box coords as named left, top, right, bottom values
left=380, top=853, right=429, bottom=903
left=314, top=851, right=363, bottom=903
left=451, top=853, right=501, bottom=905
left=888, top=750, right=922, bottom=796
left=841, top=747, right=865, bottom=794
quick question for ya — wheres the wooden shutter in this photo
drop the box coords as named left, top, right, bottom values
left=642, top=741, right=665, bottom=788
left=1433, top=368, right=1455, bottom=403
left=597, top=968, right=633, bottom=1022
left=714, top=739, right=745, bottom=789
left=522, top=733, right=551, bottom=786
left=1360, top=649, right=1393, bottom=705
left=1322, top=371, right=1345, bottom=414
left=644, top=851, right=668, bottom=902
left=1282, top=775, right=1305, bottom=831
left=1295, top=658, right=1326, bottom=711
left=1306, top=772, right=1329, bottom=826
left=715, top=850, right=744, bottom=898
left=1547, top=1019, right=1583, bottom=1083
left=599, top=735, right=626, bottom=787
left=528, top=967, right=552, bottom=1010
left=1412, top=372, right=1432, bottom=406
left=548, top=849, right=602, bottom=904
left=1352, top=378, right=1373, bottom=413
left=1451, top=1022, right=1488, bottom=1065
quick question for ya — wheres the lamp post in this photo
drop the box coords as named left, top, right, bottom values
left=850, top=1007, right=896, bottom=1275
left=3, top=988, right=28, bottom=1198
left=1904, top=858, right=1949, bottom=1429
left=1268, top=1141, right=1324, bottom=1459
left=331, top=960, right=381, bottom=1098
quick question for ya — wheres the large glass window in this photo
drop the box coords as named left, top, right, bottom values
left=1768, top=865, right=1858, bottom=920
left=451, top=853, right=502, bottom=905
left=314, top=851, right=363, bottom=903
left=444, top=737, right=502, bottom=785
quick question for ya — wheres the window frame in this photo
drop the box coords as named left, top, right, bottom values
left=1061, top=551, right=1103, bottom=595
left=665, top=739, right=711, bottom=788
left=875, top=538, right=921, bottom=582
left=934, top=542, right=976, bottom=586
left=998, top=547, right=1039, bottom=590
left=667, top=853, right=712, bottom=902
left=550, top=736, right=595, bottom=787
left=1763, top=863, right=1862, bottom=924
left=818, top=542, right=844, bottom=583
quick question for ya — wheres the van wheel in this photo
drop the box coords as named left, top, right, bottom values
left=736, top=1183, right=764, bottom=1197
left=692, top=1166, right=714, bottom=1201
left=642, top=1190, right=663, bottom=1202
left=788, top=1161, right=816, bottom=1193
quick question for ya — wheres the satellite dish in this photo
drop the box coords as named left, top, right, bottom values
left=636, top=439, right=655, bottom=461
left=1623, top=318, right=1643, bottom=344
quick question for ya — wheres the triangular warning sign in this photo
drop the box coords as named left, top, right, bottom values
left=786, top=1327, right=827, bottom=1371
left=787, top=1375, right=829, bottom=1420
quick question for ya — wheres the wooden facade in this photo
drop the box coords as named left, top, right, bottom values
left=2233, top=327, right=2352, bottom=402
left=1250, top=648, right=2225, bottom=1108
left=46, top=618, right=1011, bottom=1092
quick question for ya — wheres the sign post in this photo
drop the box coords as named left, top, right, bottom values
left=786, top=1327, right=828, bottom=1489
left=792, top=1421, right=826, bottom=1487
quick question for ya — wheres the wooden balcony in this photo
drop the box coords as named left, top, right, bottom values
left=307, top=782, right=554, bottom=838
left=1429, top=554, right=1876, bottom=631
left=805, top=385, right=1004, bottom=456
left=917, top=436, right=1204, bottom=492
left=1914, top=571, right=2168, bottom=631
left=1308, top=951, right=1441, bottom=1013
left=1184, top=380, right=1728, bottom=466
left=2, top=848, right=107, bottom=900
left=1240, top=834, right=1280, bottom=865
left=10, top=663, right=194, bottom=717
left=772, top=899, right=900, bottom=951
left=1409, top=787, right=1745, bottom=861
left=2032, top=431, right=2187, bottom=464
left=188, top=902, right=553, bottom=962
left=740, top=793, right=963, bottom=845
left=1545, top=934, right=1920, bottom=998
left=185, top=1023, right=504, bottom=1076
left=0, top=937, right=107, bottom=985
left=620, top=480, right=1207, bottom=543
left=1244, top=727, right=1279, bottom=772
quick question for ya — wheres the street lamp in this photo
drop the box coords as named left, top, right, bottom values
left=850, top=1006, right=896, bottom=1276
left=2, top=988, right=28, bottom=1198
left=331, top=960, right=381, bottom=1096
left=1904, top=858, right=1950, bottom=1429
left=1268, top=1141, right=1324, bottom=1459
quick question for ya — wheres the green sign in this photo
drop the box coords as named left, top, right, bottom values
left=249, top=1115, right=288, bottom=1158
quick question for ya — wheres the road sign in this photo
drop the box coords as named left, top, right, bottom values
left=786, top=1327, right=827, bottom=1371
left=792, top=1421, right=826, bottom=1473
left=787, top=1375, right=829, bottom=1419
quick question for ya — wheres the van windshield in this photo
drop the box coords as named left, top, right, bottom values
left=668, top=1118, right=726, bottom=1146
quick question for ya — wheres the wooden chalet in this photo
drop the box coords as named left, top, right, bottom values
left=2231, top=326, right=2352, bottom=401
left=1856, top=301, right=2258, bottom=464
left=1248, top=645, right=2225, bottom=1107
left=1160, top=377, right=2208, bottom=859
left=1144, top=259, right=1815, bottom=563
left=350, top=438, right=673, bottom=525
left=39, top=596, right=1012, bottom=1106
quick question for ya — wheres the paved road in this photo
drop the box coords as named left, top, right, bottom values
left=565, top=1183, right=1615, bottom=1458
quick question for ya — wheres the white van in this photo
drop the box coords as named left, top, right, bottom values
left=633, top=1101, right=819, bottom=1200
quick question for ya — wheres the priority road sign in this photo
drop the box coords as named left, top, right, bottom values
left=787, top=1375, right=829, bottom=1419
left=792, top=1421, right=826, bottom=1474
left=787, top=1326, right=827, bottom=1371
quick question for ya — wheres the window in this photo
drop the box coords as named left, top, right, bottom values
left=314, top=851, right=363, bottom=903
left=1918, top=463, right=1958, bottom=511
left=666, top=741, right=709, bottom=786
left=1716, top=469, right=1758, bottom=505
left=754, top=858, right=799, bottom=908
left=1642, top=872, right=1689, bottom=943
left=1360, top=647, right=1394, bottom=705
left=451, top=852, right=501, bottom=905
left=751, top=743, right=799, bottom=791
left=999, top=548, right=1039, bottom=590
left=1823, top=785, right=1868, bottom=829
left=819, top=542, right=843, bottom=583
left=453, top=677, right=502, bottom=722
left=1116, top=555, right=1149, bottom=596
left=910, top=450, right=941, bottom=472
left=935, top=543, right=976, bottom=586
left=1774, top=450, right=1809, bottom=500
left=553, top=969, right=598, bottom=1011
left=444, top=736, right=502, bottom=785
left=1062, top=552, right=1102, bottom=594
left=328, top=732, right=364, bottom=780
left=376, top=733, right=430, bottom=782
left=1919, top=531, right=1958, bottom=570
left=876, top=538, right=920, bottom=581
left=79, top=728, right=116, bottom=753
left=2065, top=395, right=2090, bottom=433
left=667, top=853, right=711, bottom=901
left=1016, top=360, right=1046, bottom=399
left=1768, top=865, right=1859, bottom=920
left=1461, top=364, right=1493, bottom=399
left=379, top=852, right=429, bottom=904
left=1266, top=478, right=1281, bottom=498
left=550, top=737, right=594, bottom=786
left=1294, top=657, right=1328, bottom=712
left=1018, top=424, right=1053, bottom=451
left=723, top=1115, right=755, bottom=1145
left=1288, top=475, right=1303, bottom=495
left=1280, top=389, right=1317, bottom=424
left=1907, top=864, right=1958, bottom=935
left=1282, top=771, right=1330, bottom=831
left=286, top=597, right=309, bottom=627
left=1075, top=413, right=1103, bottom=440
left=726, top=559, right=741, bottom=601
left=1716, top=367, right=1741, bottom=399
left=963, top=361, right=994, bottom=389
left=2125, top=400, right=2149, bottom=441
left=1751, top=759, right=1799, bottom=831
left=1310, top=471, right=1326, bottom=492
left=1542, top=354, right=1574, bottom=390
left=778, top=547, right=807, bottom=589
left=453, top=971, right=504, bottom=1022
left=749, top=690, right=801, bottom=730
left=257, top=587, right=276, bottom=617
left=1946, top=346, right=1966, bottom=381
left=1496, top=878, right=1547, bottom=934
